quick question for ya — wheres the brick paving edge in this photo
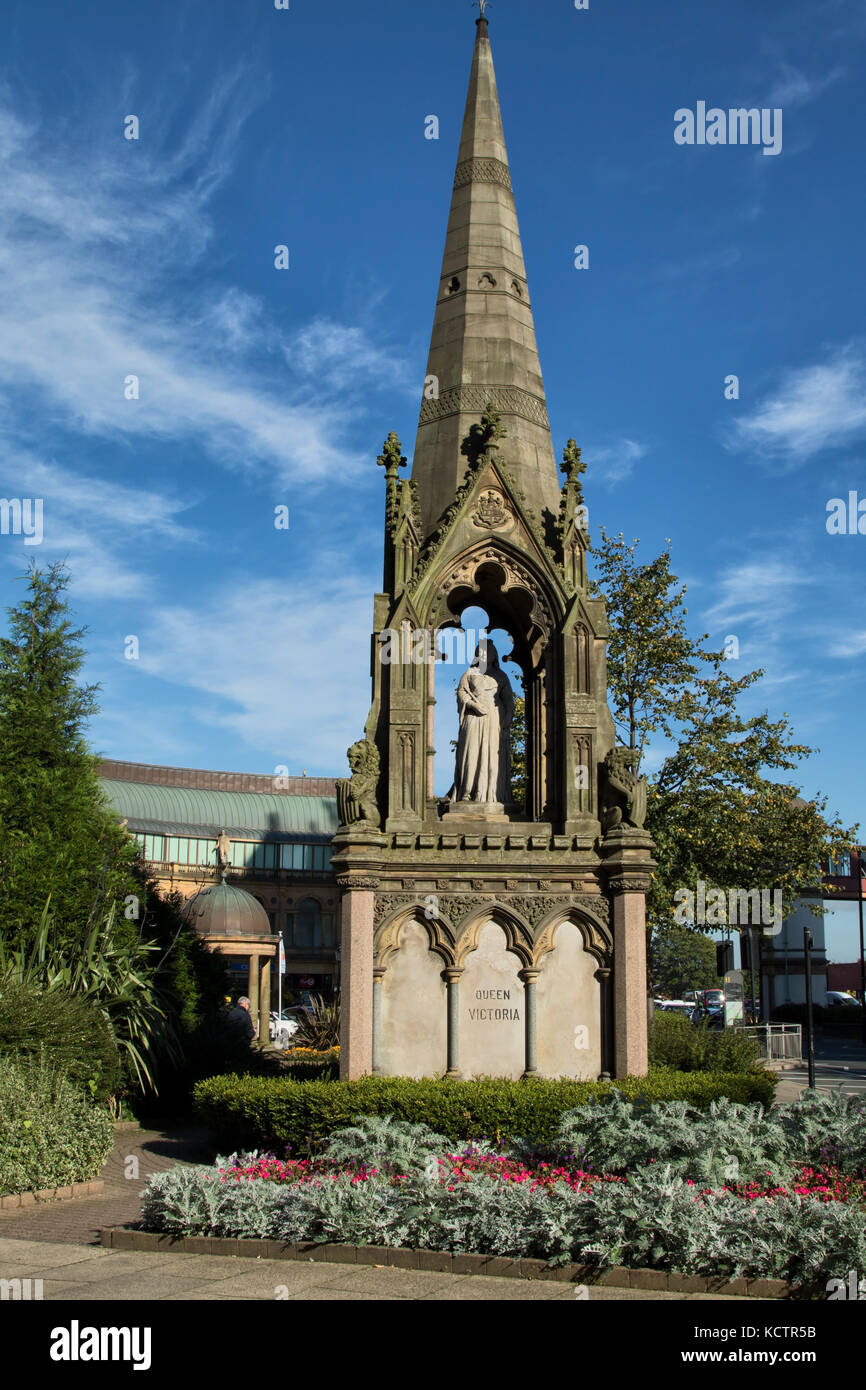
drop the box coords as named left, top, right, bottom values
left=1, top=1181, right=104, bottom=1210
left=98, top=1227, right=792, bottom=1298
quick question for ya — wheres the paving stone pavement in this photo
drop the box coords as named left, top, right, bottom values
left=0, top=1238, right=758, bottom=1301
left=0, top=1124, right=213, bottom=1247
left=771, top=1037, right=866, bottom=1103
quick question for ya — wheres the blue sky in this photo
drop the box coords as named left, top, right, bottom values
left=1, top=0, right=864, bottom=951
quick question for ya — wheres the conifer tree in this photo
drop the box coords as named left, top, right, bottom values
left=0, top=562, right=137, bottom=950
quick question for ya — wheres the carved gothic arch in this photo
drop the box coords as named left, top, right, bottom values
left=453, top=902, right=534, bottom=968
left=420, top=538, right=563, bottom=654
left=375, top=906, right=456, bottom=968
left=533, top=905, right=613, bottom=967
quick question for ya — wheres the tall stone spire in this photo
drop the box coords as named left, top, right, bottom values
left=411, top=13, right=561, bottom=539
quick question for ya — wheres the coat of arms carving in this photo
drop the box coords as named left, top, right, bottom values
left=472, top=490, right=511, bottom=529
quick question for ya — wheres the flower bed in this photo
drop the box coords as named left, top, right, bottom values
left=139, top=1090, right=866, bottom=1290
left=216, top=1150, right=861, bottom=1204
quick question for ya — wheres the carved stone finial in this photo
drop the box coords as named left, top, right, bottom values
left=460, top=401, right=506, bottom=468
left=377, top=431, right=406, bottom=480
left=473, top=0, right=490, bottom=17
left=561, top=439, right=586, bottom=493
left=378, top=432, right=407, bottom=537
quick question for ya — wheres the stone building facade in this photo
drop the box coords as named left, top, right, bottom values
left=100, top=760, right=340, bottom=1004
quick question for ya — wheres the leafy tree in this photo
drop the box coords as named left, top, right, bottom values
left=509, top=695, right=526, bottom=811
left=0, top=562, right=138, bottom=950
left=589, top=531, right=856, bottom=934
left=650, top=925, right=719, bottom=998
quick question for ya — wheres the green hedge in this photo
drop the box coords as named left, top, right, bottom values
left=193, top=1069, right=778, bottom=1152
left=648, top=1011, right=761, bottom=1074
left=0, top=1058, right=115, bottom=1196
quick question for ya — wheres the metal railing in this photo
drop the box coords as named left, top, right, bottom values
left=736, top=1023, right=803, bottom=1061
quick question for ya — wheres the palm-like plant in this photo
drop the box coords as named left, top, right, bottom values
left=0, top=900, right=177, bottom=1091
left=292, top=994, right=341, bottom=1051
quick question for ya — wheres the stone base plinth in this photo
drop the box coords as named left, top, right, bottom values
left=440, top=800, right=509, bottom=823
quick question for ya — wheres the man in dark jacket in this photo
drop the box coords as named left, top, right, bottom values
left=226, top=996, right=256, bottom=1043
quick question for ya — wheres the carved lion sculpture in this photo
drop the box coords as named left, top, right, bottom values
left=336, top=739, right=381, bottom=829
left=600, top=747, right=647, bottom=834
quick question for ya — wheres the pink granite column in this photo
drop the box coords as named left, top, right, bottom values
left=612, top=884, right=649, bottom=1078
left=338, top=879, right=376, bottom=1080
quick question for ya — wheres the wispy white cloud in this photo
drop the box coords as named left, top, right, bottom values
left=654, top=247, right=742, bottom=283
left=728, top=346, right=866, bottom=463
left=132, top=570, right=375, bottom=769
left=704, top=557, right=814, bottom=630
left=1, top=451, right=199, bottom=598
left=285, top=320, right=416, bottom=397
left=0, top=78, right=409, bottom=489
left=829, top=629, right=866, bottom=659
left=700, top=556, right=820, bottom=688
left=765, top=60, right=846, bottom=109
left=586, top=438, right=648, bottom=486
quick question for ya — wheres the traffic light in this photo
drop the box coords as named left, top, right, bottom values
left=716, top=941, right=734, bottom=976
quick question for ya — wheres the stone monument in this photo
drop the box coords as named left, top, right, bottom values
left=331, top=11, right=654, bottom=1082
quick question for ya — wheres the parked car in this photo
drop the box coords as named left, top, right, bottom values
left=691, top=1004, right=725, bottom=1029
left=826, top=991, right=860, bottom=1007
left=657, top=1001, right=694, bottom=1017
left=269, top=1011, right=300, bottom=1045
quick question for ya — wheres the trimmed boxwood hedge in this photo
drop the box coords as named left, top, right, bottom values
left=192, top=1069, right=778, bottom=1153
left=0, top=1057, right=115, bottom=1197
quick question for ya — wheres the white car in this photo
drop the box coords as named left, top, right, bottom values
left=826, top=991, right=860, bottom=1007
left=269, top=1011, right=300, bottom=1045
left=656, top=1001, right=694, bottom=1016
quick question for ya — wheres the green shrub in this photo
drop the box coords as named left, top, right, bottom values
left=648, top=1011, right=761, bottom=1074
left=778, top=1090, right=866, bottom=1175
left=192, top=1070, right=778, bottom=1153
left=0, top=974, right=121, bottom=1102
left=321, top=1115, right=448, bottom=1174
left=552, top=1091, right=790, bottom=1185
left=0, top=1057, right=114, bottom=1196
left=822, top=1005, right=864, bottom=1029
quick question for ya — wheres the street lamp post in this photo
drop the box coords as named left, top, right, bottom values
left=804, top=926, right=816, bottom=1089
